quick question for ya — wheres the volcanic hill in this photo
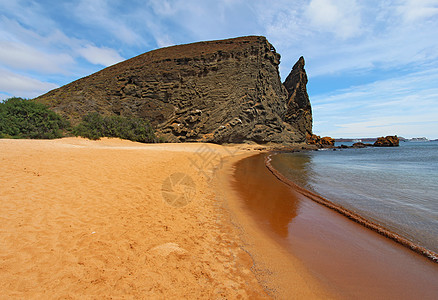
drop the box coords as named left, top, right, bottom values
left=35, top=36, right=312, bottom=144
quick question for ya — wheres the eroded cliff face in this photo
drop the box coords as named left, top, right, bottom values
left=35, top=36, right=312, bottom=144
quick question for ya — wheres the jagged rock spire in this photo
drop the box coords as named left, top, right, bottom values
left=282, top=56, right=313, bottom=135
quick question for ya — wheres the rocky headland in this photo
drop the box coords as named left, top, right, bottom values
left=35, top=36, right=312, bottom=145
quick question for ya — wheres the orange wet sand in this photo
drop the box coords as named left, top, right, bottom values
left=231, top=153, right=438, bottom=299
left=216, top=154, right=336, bottom=299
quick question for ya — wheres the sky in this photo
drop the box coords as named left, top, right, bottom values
left=1, top=0, right=437, bottom=139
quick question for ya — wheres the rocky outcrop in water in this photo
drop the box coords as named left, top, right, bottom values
left=352, top=142, right=373, bottom=148
left=306, top=133, right=335, bottom=147
left=35, top=36, right=313, bottom=144
left=374, top=136, right=400, bottom=147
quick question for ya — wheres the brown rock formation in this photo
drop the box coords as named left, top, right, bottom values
left=306, top=133, right=335, bottom=147
left=283, top=56, right=313, bottom=136
left=351, top=142, right=369, bottom=148
left=374, top=136, right=400, bottom=147
left=35, top=36, right=312, bottom=144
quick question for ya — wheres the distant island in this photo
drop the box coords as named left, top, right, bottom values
left=336, top=137, right=433, bottom=143
left=336, top=138, right=379, bottom=143
left=408, top=137, right=430, bottom=142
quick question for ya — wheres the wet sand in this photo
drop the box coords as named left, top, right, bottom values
left=216, top=153, right=335, bottom=299
left=231, top=153, right=438, bottom=299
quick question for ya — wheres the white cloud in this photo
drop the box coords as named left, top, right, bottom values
left=0, top=69, right=58, bottom=98
left=146, top=0, right=258, bottom=45
left=141, top=16, right=176, bottom=49
left=72, top=0, right=144, bottom=45
left=252, top=0, right=438, bottom=80
left=0, top=13, right=126, bottom=86
left=327, top=115, right=438, bottom=139
left=0, top=1, right=56, bottom=36
left=312, top=69, right=438, bottom=139
left=0, top=40, right=74, bottom=74
left=304, top=0, right=362, bottom=39
left=155, top=36, right=175, bottom=48
left=148, top=0, right=179, bottom=16
left=77, top=45, right=124, bottom=66
left=397, top=0, right=438, bottom=22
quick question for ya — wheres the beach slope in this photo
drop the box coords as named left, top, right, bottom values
left=0, top=138, right=269, bottom=298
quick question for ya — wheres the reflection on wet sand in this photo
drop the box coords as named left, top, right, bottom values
left=267, top=152, right=314, bottom=190
left=232, top=153, right=438, bottom=299
left=232, top=153, right=299, bottom=238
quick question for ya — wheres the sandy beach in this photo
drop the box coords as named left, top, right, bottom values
left=0, top=137, right=332, bottom=298
left=2, top=138, right=436, bottom=299
left=0, top=138, right=263, bottom=298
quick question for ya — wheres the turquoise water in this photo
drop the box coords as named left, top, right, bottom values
left=271, top=141, right=438, bottom=253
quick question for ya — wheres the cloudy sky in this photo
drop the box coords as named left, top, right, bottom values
left=1, top=0, right=437, bottom=139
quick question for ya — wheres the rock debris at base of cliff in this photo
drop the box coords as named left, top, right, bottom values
left=35, top=36, right=312, bottom=144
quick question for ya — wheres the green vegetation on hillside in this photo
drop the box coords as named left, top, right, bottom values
left=0, top=97, right=69, bottom=139
left=73, top=112, right=158, bottom=143
left=0, top=97, right=160, bottom=143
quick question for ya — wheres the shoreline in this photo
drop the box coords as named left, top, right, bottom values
left=215, top=152, right=335, bottom=298
left=230, top=153, right=438, bottom=298
left=265, top=152, right=438, bottom=262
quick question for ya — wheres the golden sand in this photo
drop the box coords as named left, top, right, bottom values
left=0, top=138, right=331, bottom=298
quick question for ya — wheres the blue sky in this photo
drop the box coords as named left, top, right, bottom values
left=1, top=0, right=437, bottom=139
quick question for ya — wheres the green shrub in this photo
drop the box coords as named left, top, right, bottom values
left=73, top=112, right=158, bottom=143
left=0, top=97, right=70, bottom=139
left=0, top=97, right=160, bottom=143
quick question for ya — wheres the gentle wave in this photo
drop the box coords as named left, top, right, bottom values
left=267, top=142, right=438, bottom=261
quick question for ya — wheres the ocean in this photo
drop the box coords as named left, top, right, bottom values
left=270, top=141, right=438, bottom=254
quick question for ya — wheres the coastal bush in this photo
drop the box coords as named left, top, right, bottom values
left=0, top=97, right=70, bottom=139
left=0, top=98, right=160, bottom=143
left=73, top=112, right=158, bottom=143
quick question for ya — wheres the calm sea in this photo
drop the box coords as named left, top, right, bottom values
left=270, top=141, right=438, bottom=253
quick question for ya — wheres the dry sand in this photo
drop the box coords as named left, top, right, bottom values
left=0, top=138, right=329, bottom=299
